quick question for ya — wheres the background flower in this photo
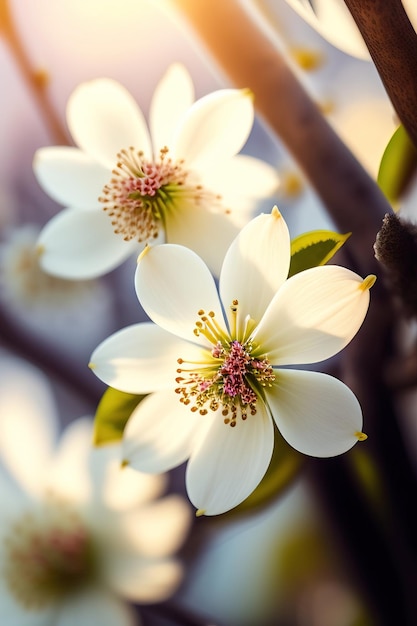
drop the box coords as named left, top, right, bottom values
left=33, top=64, right=278, bottom=279
left=0, top=354, right=191, bottom=626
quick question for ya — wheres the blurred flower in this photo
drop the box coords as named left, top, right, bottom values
left=0, top=224, right=114, bottom=357
left=278, top=0, right=417, bottom=61
left=248, top=0, right=397, bottom=179
left=0, top=354, right=191, bottom=626
left=34, top=63, right=278, bottom=279
left=90, top=208, right=373, bottom=516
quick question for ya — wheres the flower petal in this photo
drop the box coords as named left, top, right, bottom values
left=92, top=446, right=167, bottom=511
left=220, top=208, right=291, bottom=332
left=38, top=207, right=137, bottom=279
left=56, top=590, right=135, bottom=626
left=173, top=89, right=254, bottom=170
left=283, top=0, right=369, bottom=59
left=48, top=418, right=93, bottom=504
left=0, top=584, right=56, bottom=626
left=253, top=265, right=372, bottom=365
left=33, top=147, right=109, bottom=208
left=266, top=369, right=363, bottom=457
left=104, top=555, right=183, bottom=603
left=67, top=78, right=152, bottom=169
left=120, top=494, right=191, bottom=558
left=150, top=63, right=195, bottom=154
left=122, top=389, right=201, bottom=474
left=164, top=203, right=240, bottom=277
left=135, top=244, right=225, bottom=344
left=204, top=154, right=279, bottom=199
left=90, top=322, right=205, bottom=394
left=0, top=356, right=58, bottom=497
left=186, top=402, right=274, bottom=515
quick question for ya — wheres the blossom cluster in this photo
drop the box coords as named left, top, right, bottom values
left=1, top=53, right=375, bottom=624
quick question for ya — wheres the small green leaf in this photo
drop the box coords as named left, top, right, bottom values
left=93, top=387, right=145, bottom=446
left=377, top=124, right=417, bottom=209
left=288, top=230, right=351, bottom=277
left=226, top=428, right=304, bottom=517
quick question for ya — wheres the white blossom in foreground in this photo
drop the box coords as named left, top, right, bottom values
left=90, top=208, right=374, bottom=516
left=33, top=63, right=277, bottom=279
left=0, top=356, right=190, bottom=626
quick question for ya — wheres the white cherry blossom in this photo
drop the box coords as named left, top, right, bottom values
left=0, top=355, right=190, bottom=626
left=90, top=208, right=374, bottom=516
left=33, top=63, right=278, bottom=279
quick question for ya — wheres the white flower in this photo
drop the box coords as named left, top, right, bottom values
left=0, top=224, right=115, bottom=357
left=89, top=207, right=374, bottom=516
left=0, top=355, right=191, bottom=626
left=279, top=0, right=417, bottom=60
left=33, top=63, right=278, bottom=279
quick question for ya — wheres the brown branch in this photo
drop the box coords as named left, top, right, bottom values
left=344, top=0, right=417, bottom=150
left=0, top=0, right=68, bottom=144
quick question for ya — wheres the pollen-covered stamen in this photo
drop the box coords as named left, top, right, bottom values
left=177, top=308, right=275, bottom=426
left=99, top=146, right=224, bottom=242
left=3, top=496, right=95, bottom=610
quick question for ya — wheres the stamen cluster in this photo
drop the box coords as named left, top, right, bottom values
left=3, top=497, right=94, bottom=609
left=175, top=307, right=275, bottom=427
left=99, top=146, right=218, bottom=242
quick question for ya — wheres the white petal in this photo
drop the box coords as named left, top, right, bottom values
left=123, top=389, right=201, bottom=474
left=38, top=207, right=137, bottom=279
left=266, top=369, right=363, bottom=457
left=220, top=209, right=291, bottom=332
left=150, top=63, right=195, bottom=153
left=91, top=445, right=167, bottom=511
left=204, top=154, right=279, bottom=198
left=48, top=418, right=93, bottom=504
left=253, top=265, right=371, bottom=365
left=104, top=555, right=183, bottom=603
left=120, top=494, right=191, bottom=558
left=0, top=356, right=58, bottom=497
left=164, top=203, right=240, bottom=277
left=0, top=583, right=56, bottom=625
left=135, top=244, right=225, bottom=344
left=33, top=147, right=109, bottom=208
left=56, top=590, right=135, bottom=626
left=67, top=78, right=152, bottom=169
left=284, top=0, right=369, bottom=59
left=90, top=322, right=205, bottom=393
left=186, top=402, right=274, bottom=515
left=173, top=89, right=254, bottom=170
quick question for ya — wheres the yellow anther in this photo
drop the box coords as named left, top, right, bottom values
left=240, top=87, right=254, bottom=101
left=360, top=275, right=377, bottom=291
left=88, top=362, right=95, bottom=370
left=281, top=172, right=304, bottom=198
left=290, top=47, right=324, bottom=72
left=318, top=98, right=335, bottom=116
left=355, top=431, right=368, bottom=442
left=137, top=244, right=151, bottom=263
left=196, top=509, right=206, bottom=517
left=121, top=459, right=130, bottom=468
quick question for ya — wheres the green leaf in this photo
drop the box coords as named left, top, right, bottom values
left=377, top=124, right=417, bottom=210
left=288, top=230, right=351, bottom=277
left=226, top=428, right=304, bottom=517
left=93, top=387, right=145, bottom=446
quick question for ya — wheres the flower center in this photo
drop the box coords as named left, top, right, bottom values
left=2, top=496, right=95, bottom=610
left=175, top=304, right=275, bottom=427
left=99, top=146, right=219, bottom=242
